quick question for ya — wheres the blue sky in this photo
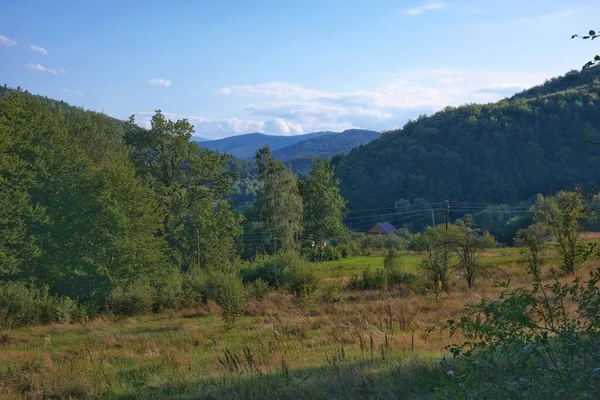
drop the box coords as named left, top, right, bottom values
left=1, top=0, right=599, bottom=139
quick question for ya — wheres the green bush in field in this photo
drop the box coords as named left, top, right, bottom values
left=246, top=278, right=270, bottom=301
left=204, top=272, right=246, bottom=324
left=0, top=282, right=82, bottom=326
left=152, top=268, right=183, bottom=311
left=108, top=284, right=154, bottom=316
left=242, top=252, right=320, bottom=298
left=181, top=268, right=209, bottom=306
left=283, top=261, right=320, bottom=299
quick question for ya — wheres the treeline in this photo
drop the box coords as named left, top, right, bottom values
left=0, top=91, right=349, bottom=325
left=333, top=68, right=600, bottom=214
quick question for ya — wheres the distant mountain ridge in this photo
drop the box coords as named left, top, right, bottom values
left=272, top=129, right=380, bottom=161
left=197, top=129, right=380, bottom=160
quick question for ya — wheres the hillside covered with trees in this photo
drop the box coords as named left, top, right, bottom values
left=333, top=68, right=600, bottom=213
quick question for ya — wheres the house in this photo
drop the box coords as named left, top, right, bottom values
left=368, top=222, right=399, bottom=235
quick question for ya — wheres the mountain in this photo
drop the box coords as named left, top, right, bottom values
left=333, top=69, right=600, bottom=213
left=191, top=136, right=211, bottom=142
left=198, top=131, right=333, bottom=160
left=272, top=129, right=380, bottom=161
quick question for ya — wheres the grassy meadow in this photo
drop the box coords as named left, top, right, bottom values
left=0, top=247, right=552, bottom=399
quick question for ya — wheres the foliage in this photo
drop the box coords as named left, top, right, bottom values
left=124, top=110, right=240, bottom=270
left=334, top=68, right=600, bottom=215
left=515, top=223, right=549, bottom=278
left=534, top=191, right=589, bottom=274
left=0, top=92, right=168, bottom=304
left=413, top=225, right=452, bottom=294
left=444, top=225, right=489, bottom=288
left=299, top=159, right=347, bottom=261
left=204, top=272, right=246, bottom=325
left=242, top=252, right=319, bottom=298
left=250, top=146, right=303, bottom=255
left=0, top=282, right=81, bottom=327
left=571, top=30, right=600, bottom=69
left=442, top=268, right=600, bottom=399
left=108, top=284, right=155, bottom=316
left=245, top=278, right=270, bottom=301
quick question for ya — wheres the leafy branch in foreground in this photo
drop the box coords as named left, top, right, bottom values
left=572, top=30, right=600, bottom=69
left=439, top=268, right=600, bottom=399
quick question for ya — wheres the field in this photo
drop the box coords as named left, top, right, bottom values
left=0, top=248, right=542, bottom=399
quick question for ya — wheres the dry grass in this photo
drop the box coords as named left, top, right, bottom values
left=0, top=254, right=594, bottom=399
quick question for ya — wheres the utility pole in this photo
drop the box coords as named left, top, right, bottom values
left=445, top=200, right=450, bottom=231
left=431, top=208, right=436, bottom=227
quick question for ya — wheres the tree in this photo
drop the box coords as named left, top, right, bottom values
left=445, top=225, right=488, bottom=288
left=534, top=191, right=589, bottom=275
left=515, top=223, right=549, bottom=278
left=124, top=110, right=240, bottom=269
left=253, top=146, right=303, bottom=254
left=413, top=225, right=451, bottom=294
left=299, top=159, right=347, bottom=260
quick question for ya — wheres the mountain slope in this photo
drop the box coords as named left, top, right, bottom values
left=333, top=69, right=600, bottom=212
left=197, top=131, right=332, bottom=160
left=272, top=129, right=380, bottom=161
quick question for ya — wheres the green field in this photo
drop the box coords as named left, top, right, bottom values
left=313, top=248, right=525, bottom=278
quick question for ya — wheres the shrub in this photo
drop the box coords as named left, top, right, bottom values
left=242, top=252, right=320, bottom=299
left=383, top=249, right=403, bottom=270
left=0, top=282, right=82, bottom=326
left=246, top=278, right=270, bottom=301
left=320, top=280, right=344, bottom=303
left=205, top=272, right=246, bottom=325
left=440, top=267, right=600, bottom=399
left=181, top=268, right=208, bottom=307
left=108, top=284, right=154, bottom=316
left=152, top=269, right=183, bottom=311
left=283, top=262, right=320, bottom=299
left=347, top=266, right=415, bottom=291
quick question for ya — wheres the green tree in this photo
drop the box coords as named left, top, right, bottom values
left=413, top=225, right=451, bottom=294
left=124, top=110, right=240, bottom=269
left=534, top=191, right=589, bottom=275
left=515, top=223, right=549, bottom=278
left=445, top=225, right=488, bottom=288
left=252, top=146, right=303, bottom=254
left=299, top=159, right=347, bottom=260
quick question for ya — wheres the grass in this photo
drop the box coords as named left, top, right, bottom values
left=0, top=247, right=580, bottom=399
left=313, top=247, right=526, bottom=278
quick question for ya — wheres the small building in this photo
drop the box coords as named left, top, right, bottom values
left=368, top=222, right=399, bottom=235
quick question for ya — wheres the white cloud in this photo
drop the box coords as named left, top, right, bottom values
left=0, top=34, right=17, bottom=46
left=406, top=1, right=445, bottom=16
left=149, top=79, right=172, bottom=87
left=30, top=45, right=48, bottom=55
left=213, top=68, right=550, bottom=136
left=25, top=63, right=66, bottom=75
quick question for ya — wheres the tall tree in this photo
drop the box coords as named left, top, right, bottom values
left=124, top=110, right=240, bottom=269
left=253, top=146, right=303, bottom=254
left=534, top=191, right=589, bottom=275
left=299, top=159, right=347, bottom=260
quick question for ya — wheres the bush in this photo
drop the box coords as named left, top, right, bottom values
left=0, top=282, right=82, bottom=326
left=108, top=284, right=154, bottom=316
left=181, top=268, right=208, bottom=307
left=320, top=280, right=344, bottom=303
left=246, top=278, right=270, bottom=301
left=348, top=266, right=415, bottom=291
left=283, top=262, right=320, bottom=299
left=383, top=249, right=403, bottom=270
left=205, top=272, right=246, bottom=325
left=152, top=270, right=183, bottom=311
left=440, top=267, right=600, bottom=399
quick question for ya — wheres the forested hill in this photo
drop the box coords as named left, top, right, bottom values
left=198, top=131, right=332, bottom=159
left=333, top=69, right=600, bottom=212
left=272, top=129, right=380, bottom=161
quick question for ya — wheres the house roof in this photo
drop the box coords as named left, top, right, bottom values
left=373, top=222, right=398, bottom=234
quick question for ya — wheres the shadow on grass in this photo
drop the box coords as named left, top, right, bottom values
left=113, top=357, right=442, bottom=400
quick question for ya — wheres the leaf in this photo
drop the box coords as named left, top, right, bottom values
left=595, top=55, right=600, bottom=61
left=590, top=30, right=596, bottom=36
left=583, top=36, right=591, bottom=39
left=572, top=34, right=579, bottom=39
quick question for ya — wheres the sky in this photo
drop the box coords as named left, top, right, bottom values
left=1, top=0, right=599, bottom=139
